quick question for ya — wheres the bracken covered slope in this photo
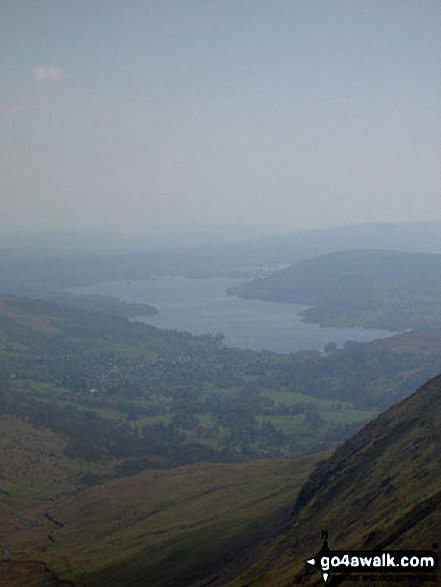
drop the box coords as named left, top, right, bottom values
left=221, top=373, right=441, bottom=586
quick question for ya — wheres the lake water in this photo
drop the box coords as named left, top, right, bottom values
left=71, top=276, right=396, bottom=353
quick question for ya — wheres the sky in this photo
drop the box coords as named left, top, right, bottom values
left=1, top=0, right=440, bottom=237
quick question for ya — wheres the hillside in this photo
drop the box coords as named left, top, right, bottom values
left=220, top=373, right=441, bottom=586
left=4, top=370, right=440, bottom=586
left=230, top=249, right=441, bottom=331
left=0, top=412, right=323, bottom=587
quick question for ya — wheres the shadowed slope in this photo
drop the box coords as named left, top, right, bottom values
left=221, top=374, right=441, bottom=586
left=1, top=445, right=322, bottom=587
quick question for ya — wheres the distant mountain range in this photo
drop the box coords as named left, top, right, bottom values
left=3, top=221, right=441, bottom=296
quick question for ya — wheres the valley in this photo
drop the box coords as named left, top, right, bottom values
left=2, top=239, right=441, bottom=586
left=2, top=0, right=440, bottom=580
left=0, top=413, right=324, bottom=587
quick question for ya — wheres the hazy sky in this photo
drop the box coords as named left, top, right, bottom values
left=1, top=0, right=440, bottom=235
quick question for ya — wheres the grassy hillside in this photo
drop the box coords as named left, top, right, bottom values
left=220, top=374, right=441, bottom=586
left=231, top=249, right=441, bottom=331
left=0, top=413, right=323, bottom=587
left=0, top=416, right=120, bottom=498
left=3, top=373, right=441, bottom=586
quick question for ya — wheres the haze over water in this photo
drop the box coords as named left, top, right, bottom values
left=72, top=276, right=396, bottom=353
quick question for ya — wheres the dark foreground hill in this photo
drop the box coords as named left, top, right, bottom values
left=220, top=373, right=441, bottom=586
left=230, top=249, right=441, bottom=331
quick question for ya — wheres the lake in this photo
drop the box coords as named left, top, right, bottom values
left=70, top=276, right=396, bottom=353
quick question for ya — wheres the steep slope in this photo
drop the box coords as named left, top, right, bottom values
left=222, top=373, right=441, bottom=586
